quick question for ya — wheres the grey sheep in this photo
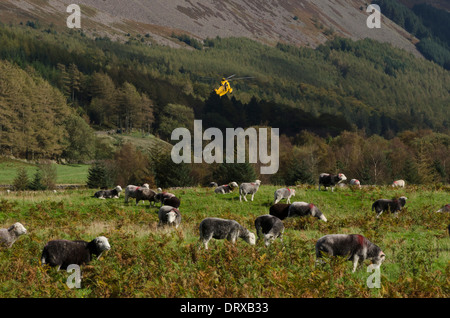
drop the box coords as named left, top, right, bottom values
left=436, top=204, right=450, bottom=213
left=239, top=180, right=261, bottom=202
left=274, top=187, right=296, bottom=204
left=318, top=173, right=347, bottom=192
left=215, top=182, right=239, bottom=194
left=155, top=192, right=175, bottom=206
left=269, top=203, right=291, bottom=220
left=158, top=205, right=182, bottom=228
left=135, top=187, right=157, bottom=206
left=0, top=222, right=27, bottom=248
left=124, top=183, right=149, bottom=203
left=372, top=196, right=407, bottom=218
left=315, top=234, right=385, bottom=272
left=41, top=236, right=111, bottom=270
left=254, top=214, right=284, bottom=246
left=288, top=202, right=327, bottom=222
left=94, top=186, right=122, bottom=199
left=199, top=217, right=256, bottom=250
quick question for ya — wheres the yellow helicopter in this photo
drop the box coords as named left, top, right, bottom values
left=214, top=74, right=254, bottom=96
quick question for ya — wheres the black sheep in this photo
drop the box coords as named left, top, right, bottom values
left=372, top=196, right=407, bottom=218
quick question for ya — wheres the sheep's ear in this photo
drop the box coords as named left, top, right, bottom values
left=7, top=225, right=15, bottom=232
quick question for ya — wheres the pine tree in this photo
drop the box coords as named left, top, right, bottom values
left=87, top=162, right=108, bottom=189
left=13, top=167, right=30, bottom=191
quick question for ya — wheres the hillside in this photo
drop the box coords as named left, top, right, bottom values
left=1, top=0, right=422, bottom=56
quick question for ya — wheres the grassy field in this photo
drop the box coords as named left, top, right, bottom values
left=0, top=184, right=448, bottom=298
left=0, top=158, right=90, bottom=185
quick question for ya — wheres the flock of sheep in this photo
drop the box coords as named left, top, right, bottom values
left=1, top=172, right=448, bottom=276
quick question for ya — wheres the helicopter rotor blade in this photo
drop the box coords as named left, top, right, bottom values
left=228, top=76, right=255, bottom=81
left=225, top=74, right=236, bottom=80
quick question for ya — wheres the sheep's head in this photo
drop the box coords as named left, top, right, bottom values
left=247, top=232, right=256, bottom=245
left=115, top=186, right=123, bottom=192
left=338, top=173, right=347, bottom=182
left=95, top=236, right=111, bottom=253
left=310, top=205, right=327, bottom=222
left=9, top=222, right=27, bottom=236
left=167, top=211, right=177, bottom=224
left=142, top=183, right=150, bottom=189
left=229, top=182, right=238, bottom=188
left=255, top=180, right=261, bottom=185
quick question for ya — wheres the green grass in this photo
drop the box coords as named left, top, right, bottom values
left=0, top=184, right=448, bottom=298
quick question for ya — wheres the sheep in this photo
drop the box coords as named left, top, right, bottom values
left=209, top=182, right=218, bottom=188
left=162, top=196, right=181, bottom=208
left=124, top=183, right=149, bottom=203
left=315, top=234, right=385, bottom=272
left=269, top=203, right=291, bottom=220
left=436, top=204, right=450, bottom=213
left=94, top=186, right=122, bottom=199
left=158, top=205, right=182, bottom=228
left=254, top=215, right=284, bottom=246
left=274, top=187, right=296, bottom=204
left=0, top=222, right=27, bottom=248
left=214, top=182, right=239, bottom=194
left=40, top=236, right=111, bottom=271
left=318, top=173, right=347, bottom=192
left=288, top=202, right=327, bottom=222
left=349, top=179, right=361, bottom=188
left=372, top=196, right=407, bottom=218
left=239, top=180, right=261, bottom=202
left=135, top=187, right=157, bottom=206
left=199, top=217, right=256, bottom=250
left=392, top=179, right=405, bottom=188
left=155, top=192, right=175, bottom=206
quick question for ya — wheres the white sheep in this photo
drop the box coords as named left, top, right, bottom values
left=0, top=222, right=27, bottom=248
left=199, top=217, right=256, bottom=249
left=124, top=183, right=150, bottom=203
left=392, top=179, right=405, bottom=188
left=239, top=180, right=261, bottom=202
left=349, top=179, right=361, bottom=188
left=214, top=182, right=239, bottom=194
left=40, top=236, right=111, bottom=270
left=254, top=214, right=284, bottom=246
left=158, top=205, right=182, bottom=228
left=274, top=187, right=295, bottom=204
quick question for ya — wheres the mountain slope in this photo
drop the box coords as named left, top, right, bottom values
left=1, top=0, right=422, bottom=56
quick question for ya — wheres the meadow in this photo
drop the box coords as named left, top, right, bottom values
left=0, top=184, right=448, bottom=298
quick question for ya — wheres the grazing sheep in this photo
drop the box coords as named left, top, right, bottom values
left=162, top=196, right=181, bottom=208
left=155, top=192, right=175, bottom=206
left=41, top=236, right=111, bottom=270
left=349, top=179, right=361, bottom=188
left=124, top=183, right=149, bottom=203
left=94, top=186, right=122, bottom=199
left=436, top=204, right=450, bottom=213
left=372, top=196, right=407, bottom=218
left=199, top=217, right=256, bottom=250
left=239, top=180, right=261, bottom=202
left=274, top=187, right=296, bottom=204
left=318, top=173, right=347, bottom=192
left=254, top=215, right=284, bottom=246
left=214, top=182, right=239, bottom=194
left=0, top=222, right=27, bottom=248
left=158, top=205, right=182, bottom=228
left=392, top=180, right=405, bottom=188
left=269, top=203, right=291, bottom=220
left=135, top=187, right=157, bottom=206
left=315, top=234, right=385, bottom=272
left=288, top=202, right=327, bottom=222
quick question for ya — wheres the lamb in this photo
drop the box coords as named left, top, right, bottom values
left=349, top=179, right=361, bottom=188
left=40, top=236, right=111, bottom=270
left=288, top=202, right=327, bottom=222
left=239, top=180, right=261, bottom=202
left=436, top=204, right=450, bottom=213
left=0, top=222, right=27, bottom=248
left=199, top=217, right=256, bottom=250
left=158, top=205, right=182, bottom=228
left=392, top=179, right=405, bottom=188
left=315, top=234, right=385, bottom=272
left=269, top=203, right=291, bottom=220
left=124, top=183, right=149, bottom=203
left=214, top=182, right=239, bottom=194
left=274, top=187, right=296, bottom=204
left=135, top=187, right=157, bottom=206
left=372, top=196, right=407, bottom=218
left=155, top=192, right=175, bottom=206
left=162, top=196, right=181, bottom=208
left=318, top=173, right=347, bottom=192
left=94, top=186, right=122, bottom=199
left=254, top=215, right=284, bottom=246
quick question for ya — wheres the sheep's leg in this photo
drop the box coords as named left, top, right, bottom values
left=251, top=193, right=255, bottom=201
left=352, top=255, right=359, bottom=272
